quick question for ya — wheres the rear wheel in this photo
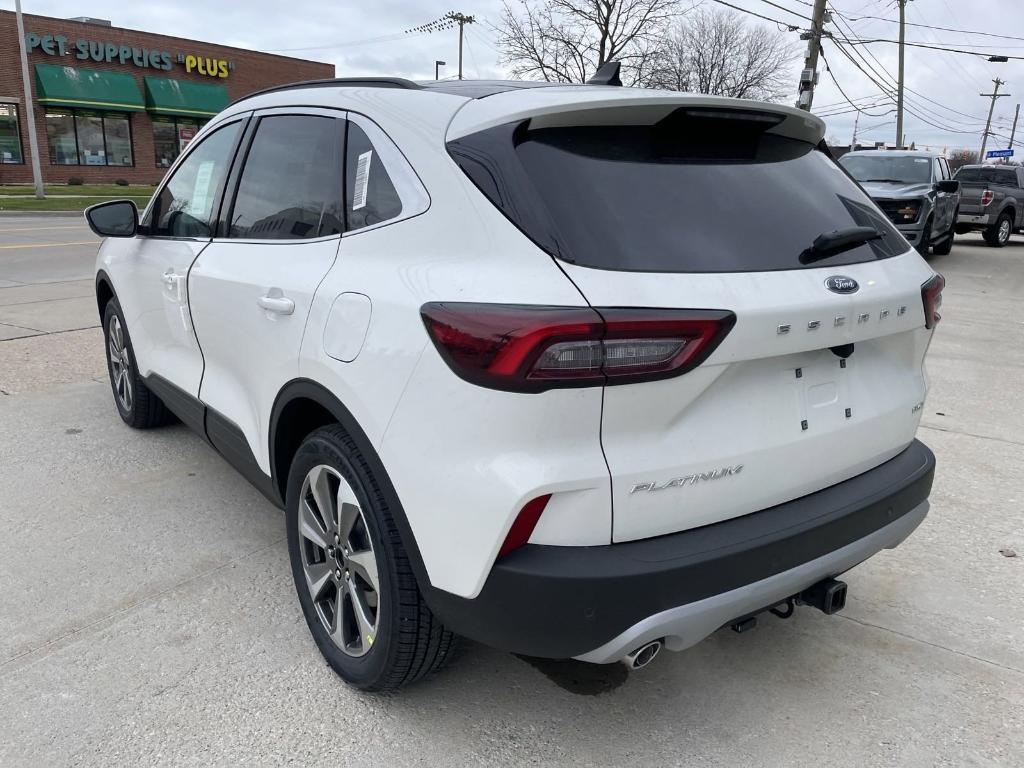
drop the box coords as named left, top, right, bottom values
left=915, top=217, right=933, bottom=255
left=102, top=299, right=173, bottom=428
left=983, top=212, right=1013, bottom=247
left=286, top=425, right=456, bottom=691
left=932, top=212, right=956, bottom=256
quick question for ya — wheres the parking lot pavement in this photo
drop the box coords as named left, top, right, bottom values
left=1, top=231, right=1022, bottom=766
left=0, top=215, right=99, bottom=339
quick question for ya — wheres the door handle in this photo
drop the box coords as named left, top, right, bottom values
left=257, top=289, right=295, bottom=315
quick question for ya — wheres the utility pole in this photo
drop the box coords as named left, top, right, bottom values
left=14, top=0, right=44, bottom=199
left=446, top=12, right=476, bottom=80
left=796, top=0, right=828, bottom=111
left=851, top=112, right=860, bottom=150
left=1009, top=103, right=1020, bottom=150
left=979, top=78, right=1010, bottom=163
left=895, top=0, right=910, bottom=149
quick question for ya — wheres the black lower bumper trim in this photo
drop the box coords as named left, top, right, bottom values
left=425, top=440, right=935, bottom=659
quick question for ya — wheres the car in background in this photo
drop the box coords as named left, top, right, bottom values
left=840, top=150, right=960, bottom=256
left=953, top=164, right=1024, bottom=247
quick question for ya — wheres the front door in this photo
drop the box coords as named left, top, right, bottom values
left=115, top=119, right=245, bottom=397
left=188, top=110, right=346, bottom=475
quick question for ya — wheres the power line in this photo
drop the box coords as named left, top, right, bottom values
left=840, top=13, right=1024, bottom=44
left=755, top=0, right=811, bottom=21
left=706, top=0, right=800, bottom=30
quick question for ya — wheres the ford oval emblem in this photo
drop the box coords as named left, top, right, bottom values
left=825, top=276, right=859, bottom=294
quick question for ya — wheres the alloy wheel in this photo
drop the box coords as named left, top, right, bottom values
left=298, top=464, right=380, bottom=657
left=107, top=315, right=133, bottom=412
left=999, top=218, right=1011, bottom=244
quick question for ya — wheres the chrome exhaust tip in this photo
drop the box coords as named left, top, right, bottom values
left=623, top=640, right=662, bottom=670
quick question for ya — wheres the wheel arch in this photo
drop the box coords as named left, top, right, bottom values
left=95, top=270, right=116, bottom=322
left=269, top=379, right=434, bottom=591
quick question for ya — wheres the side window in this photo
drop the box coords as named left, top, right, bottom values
left=933, top=159, right=943, bottom=183
left=1000, top=169, right=1020, bottom=188
left=939, top=158, right=951, bottom=180
left=345, top=121, right=403, bottom=232
left=228, top=115, right=345, bottom=240
left=147, top=121, right=241, bottom=238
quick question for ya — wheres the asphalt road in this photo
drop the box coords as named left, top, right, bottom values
left=1, top=216, right=1022, bottom=766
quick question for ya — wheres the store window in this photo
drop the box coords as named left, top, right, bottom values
left=0, top=104, right=23, bottom=164
left=44, top=111, right=134, bottom=167
left=153, top=117, right=207, bottom=168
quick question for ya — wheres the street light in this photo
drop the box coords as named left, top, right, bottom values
left=435, top=60, right=446, bottom=80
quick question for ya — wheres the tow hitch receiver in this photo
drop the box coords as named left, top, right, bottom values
left=799, top=578, right=848, bottom=615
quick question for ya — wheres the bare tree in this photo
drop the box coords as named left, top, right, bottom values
left=947, top=148, right=979, bottom=173
left=643, top=8, right=795, bottom=101
left=497, top=0, right=681, bottom=85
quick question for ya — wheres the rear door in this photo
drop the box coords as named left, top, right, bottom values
left=188, top=108, right=346, bottom=474
left=453, top=108, right=937, bottom=542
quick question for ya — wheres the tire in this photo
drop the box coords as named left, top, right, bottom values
left=286, top=425, right=456, bottom=691
left=102, top=298, right=173, bottom=428
left=915, top=217, right=933, bottom=255
left=932, top=213, right=956, bottom=256
left=983, top=211, right=1013, bottom=247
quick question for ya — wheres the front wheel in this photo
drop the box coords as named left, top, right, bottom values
left=102, top=299, right=173, bottom=428
left=915, top=217, right=933, bottom=255
left=932, top=212, right=956, bottom=256
left=286, top=425, right=456, bottom=691
left=983, top=212, right=1013, bottom=247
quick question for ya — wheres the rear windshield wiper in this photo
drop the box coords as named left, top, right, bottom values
left=800, top=226, right=883, bottom=264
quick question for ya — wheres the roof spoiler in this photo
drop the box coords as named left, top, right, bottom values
left=586, top=61, right=622, bottom=86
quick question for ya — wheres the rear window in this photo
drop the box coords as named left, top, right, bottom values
left=449, top=114, right=904, bottom=273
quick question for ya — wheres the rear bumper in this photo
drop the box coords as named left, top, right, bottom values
left=425, top=440, right=935, bottom=661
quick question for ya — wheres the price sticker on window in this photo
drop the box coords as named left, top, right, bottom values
left=353, top=150, right=372, bottom=211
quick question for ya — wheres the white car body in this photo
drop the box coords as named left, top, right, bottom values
left=93, top=78, right=939, bottom=674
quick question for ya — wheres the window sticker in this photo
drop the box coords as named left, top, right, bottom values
left=191, top=159, right=216, bottom=215
left=353, top=150, right=372, bottom=210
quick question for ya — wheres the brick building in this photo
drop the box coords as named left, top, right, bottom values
left=0, top=11, right=333, bottom=185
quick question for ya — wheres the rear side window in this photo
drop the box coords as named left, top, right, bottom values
left=148, top=121, right=240, bottom=238
left=449, top=114, right=903, bottom=272
left=229, top=115, right=344, bottom=240
left=345, top=122, right=402, bottom=232
left=955, top=166, right=1017, bottom=185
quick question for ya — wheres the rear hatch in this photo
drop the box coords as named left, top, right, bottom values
left=448, top=91, right=937, bottom=542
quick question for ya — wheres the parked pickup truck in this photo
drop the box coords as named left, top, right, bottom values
left=954, top=164, right=1024, bottom=247
left=840, top=150, right=960, bottom=256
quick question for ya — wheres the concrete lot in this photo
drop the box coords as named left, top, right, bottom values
left=1, top=215, right=1022, bottom=766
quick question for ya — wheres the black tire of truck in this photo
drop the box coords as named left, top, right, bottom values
left=983, top=211, right=1013, bottom=248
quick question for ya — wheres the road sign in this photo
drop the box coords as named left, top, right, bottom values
left=987, top=149, right=1014, bottom=158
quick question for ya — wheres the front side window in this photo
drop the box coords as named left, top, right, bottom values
left=0, top=104, right=23, bottom=164
left=44, top=111, right=133, bottom=166
left=228, top=115, right=344, bottom=240
left=345, top=122, right=402, bottom=232
left=147, top=121, right=241, bottom=238
left=153, top=117, right=204, bottom=168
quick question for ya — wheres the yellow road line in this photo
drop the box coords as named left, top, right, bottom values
left=0, top=241, right=96, bottom=250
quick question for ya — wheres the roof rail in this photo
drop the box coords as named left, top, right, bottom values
left=229, top=77, right=422, bottom=108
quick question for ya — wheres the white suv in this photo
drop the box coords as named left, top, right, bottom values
left=87, top=75, right=941, bottom=692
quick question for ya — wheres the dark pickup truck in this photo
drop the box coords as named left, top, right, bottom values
left=954, top=164, right=1024, bottom=247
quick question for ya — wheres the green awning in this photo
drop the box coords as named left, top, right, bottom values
left=34, top=64, right=144, bottom=112
left=143, top=77, right=228, bottom=118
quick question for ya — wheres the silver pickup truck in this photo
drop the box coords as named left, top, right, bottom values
left=954, top=164, right=1024, bottom=247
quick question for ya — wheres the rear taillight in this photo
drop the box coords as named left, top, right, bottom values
left=981, top=189, right=994, bottom=206
left=921, top=274, right=945, bottom=330
left=420, top=303, right=736, bottom=392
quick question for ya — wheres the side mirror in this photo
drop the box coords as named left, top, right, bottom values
left=935, top=179, right=960, bottom=194
left=84, top=200, right=138, bottom=238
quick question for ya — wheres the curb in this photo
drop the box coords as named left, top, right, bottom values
left=0, top=210, right=84, bottom=217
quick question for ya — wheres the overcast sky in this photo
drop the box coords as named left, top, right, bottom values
left=9, top=0, right=1024, bottom=154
